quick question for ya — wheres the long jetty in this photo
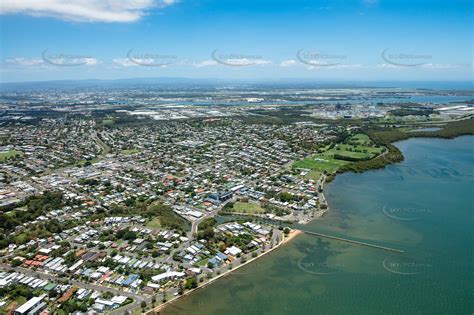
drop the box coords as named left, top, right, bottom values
left=300, top=230, right=404, bottom=253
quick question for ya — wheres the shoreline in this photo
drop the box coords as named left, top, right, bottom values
left=146, top=128, right=473, bottom=314
left=326, top=119, right=474, bottom=180
left=147, top=229, right=303, bottom=314
left=319, top=133, right=473, bottom=212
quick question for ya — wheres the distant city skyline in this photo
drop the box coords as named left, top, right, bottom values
left=0, top=0, right=472, bottom=83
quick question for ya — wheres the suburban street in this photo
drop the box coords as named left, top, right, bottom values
left=0, top=263, right=146, bottom=314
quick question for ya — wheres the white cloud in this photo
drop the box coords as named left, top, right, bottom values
left=377, top=63, right=471, bottom=70
left=306, top=63, right=364, bottom=70
left=194, top=58, right=271, bottom=67
left=219, top=58, right=271, bottom=66
left=280, top=59, right=363, bottom=69
left=162, top=0, right=179, bottom=5
left=0, top=0, right=178, bottom=23
left=44, top=57, right=100, bottom=66
left=237, top=58, right=271, bottom=66
left=420, top=63, right=470, bottom=70
left=42, top=54, right=100, bottom=66
left=113, top=58, right=140, bottom=67
left=377, top=63, right=401, bottom=69
left=5, top=56, right=100, bottom=68
left=193, top=60, right=219, bottom=67
left=113, top=57, right=175, bottom=67
left=279, top=60, right=297, bottom=67
left=82, top=58, right=100, bottom=66
left=5, top=57, right=44, bottom=67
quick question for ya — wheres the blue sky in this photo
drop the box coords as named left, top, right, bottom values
left=0, top=0, right=472, bottom=83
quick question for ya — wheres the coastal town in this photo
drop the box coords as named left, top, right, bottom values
left=1, top=0, right=472, bottom=313
left=1, top=86, right=473, bottom=314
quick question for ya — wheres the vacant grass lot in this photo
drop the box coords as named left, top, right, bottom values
left=303, top=170, right=322, bottom=181
left=232, top=201, right=265, bottom=214
left=0, top=150, right=21, bottom=162
left=146, top=218, right=161, bottom=228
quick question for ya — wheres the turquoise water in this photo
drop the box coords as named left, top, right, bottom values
left=163, top=136, right=474, bottom=315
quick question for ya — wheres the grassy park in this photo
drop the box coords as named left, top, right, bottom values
left=293, top=134, right=386, bottom=174
left=294, top=155, right=349, bottom=174
left=101, top=118, right=115, bottom=125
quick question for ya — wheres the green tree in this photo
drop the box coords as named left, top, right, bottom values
left=184, top=277, right=198, bottom=290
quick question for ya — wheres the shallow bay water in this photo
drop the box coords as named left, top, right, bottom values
left=163, top=136, right=474, bottom=315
